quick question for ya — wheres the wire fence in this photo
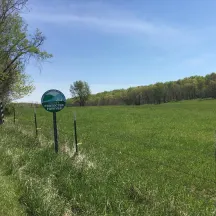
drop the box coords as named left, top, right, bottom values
left=3, top=104, right=216, bottom=203
left=4, top=105, right=77, bottom=153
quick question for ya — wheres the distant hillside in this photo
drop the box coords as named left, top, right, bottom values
left=67, top=72, right=216, bottom=106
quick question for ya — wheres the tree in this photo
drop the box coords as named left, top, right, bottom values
left=70, top=81, right=91, bottom=106
left=67, top=72, right=216, bottom=106
left=10, top=72, right=35, bottom=100
left=153, top=82, right=164, bottom=104
left=0, top=0, right=52, bottom=103
left=207, top=80, right=216, bottom=98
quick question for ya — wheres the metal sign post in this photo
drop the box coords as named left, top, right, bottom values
left=41, top=89, right=66, bottom=153
left=53, top=112, right=58, bottom=153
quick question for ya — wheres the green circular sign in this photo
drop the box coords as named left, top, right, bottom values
left=41, top=89, right=66, bottom=112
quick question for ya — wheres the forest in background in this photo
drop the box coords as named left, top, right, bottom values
left=67, top=72, right=216, bottom=106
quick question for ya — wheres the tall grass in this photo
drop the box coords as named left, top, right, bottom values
left=0, top=100, right=216, bottom=215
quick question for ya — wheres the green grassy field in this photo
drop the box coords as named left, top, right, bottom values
left=0, top=100, right=216, bottom=215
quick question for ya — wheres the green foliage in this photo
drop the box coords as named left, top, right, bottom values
left=2, top=100, right=216, bottom=215
left=0, top=174, right=26, bottom=216
left=0, top=0, right=52, bottom=102
left=4, top=103, right=14, bottom=115
left=67, top=73, right=216, bottom=106
left=10, top=72, right=35, bottom=100
left=70, top=80, right=91, bottom=106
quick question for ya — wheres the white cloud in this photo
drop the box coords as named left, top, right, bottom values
left=26, top=13, right=178, bottom=35
left=23, top=0, right=191, bottom=46
left=25, top=0, right=216, bottom=50
left=24, top=12, right=195, bottom=50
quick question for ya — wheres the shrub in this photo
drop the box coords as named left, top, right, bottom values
left=4, top=103, right=14, bottom=116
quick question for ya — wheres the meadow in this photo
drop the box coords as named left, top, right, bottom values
left=0, top=100, right=216, bottom=215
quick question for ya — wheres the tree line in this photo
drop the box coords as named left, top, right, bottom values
left=68, top=73, right=216, bottom=106
left=0, top=0, right=51, bottom=104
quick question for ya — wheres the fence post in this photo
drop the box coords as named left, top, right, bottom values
left=74, top=112, right=78, bottom=153
left=53, top=112, right=58, bottom=153
left=13, top=106, right=16, bottom=124
left=34, top=106, right=38, bottom=137
left=0, top=101, right=4, bottom=125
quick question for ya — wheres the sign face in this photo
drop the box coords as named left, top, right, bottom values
left=41, top=89, right=66, bottom=112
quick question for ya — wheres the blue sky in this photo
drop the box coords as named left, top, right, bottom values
left=17, top=0, right=216, bottom=103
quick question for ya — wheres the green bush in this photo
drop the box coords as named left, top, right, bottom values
left=4, top=104, right=14, bottom=116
